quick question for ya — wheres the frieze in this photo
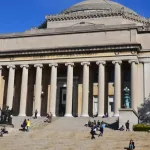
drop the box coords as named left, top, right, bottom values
left=0, top=44, right=141, bottom=57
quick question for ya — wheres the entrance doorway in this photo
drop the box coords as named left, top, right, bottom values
left=93, top=96, right=98, bottom=116
left=59, top=87, right=66, bottom=116
left=108, top=96, right=114, bottom=117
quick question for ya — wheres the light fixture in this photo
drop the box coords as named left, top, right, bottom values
left=63, top=84, right=66, bottom=87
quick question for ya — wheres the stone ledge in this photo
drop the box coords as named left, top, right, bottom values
left=0, top=24, right=138, bottom=39
left=0, top=43, right=141, bottom=56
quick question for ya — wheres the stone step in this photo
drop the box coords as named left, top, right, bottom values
left=1, top=117, right=148, bottom=150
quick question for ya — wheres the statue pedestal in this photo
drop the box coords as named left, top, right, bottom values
left=119, top=108, right=139, bottom=131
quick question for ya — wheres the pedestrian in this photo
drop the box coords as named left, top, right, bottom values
left=26, top=119, right=30, bottom=132
left=90, top=126, right=96, bottom=140
left=0, top=108, right=2, bottom=121
left=129, top=139, right=135, bottom=150
left=98, top=121, right=105, bottom=137
left=125, top=120, right=130, bottom=131
left=34, top=109, right=38, bottom=119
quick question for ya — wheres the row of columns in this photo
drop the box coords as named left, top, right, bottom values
left=4, top=60, right=138, bottom=117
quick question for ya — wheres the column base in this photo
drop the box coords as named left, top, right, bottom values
left=113, top=114, right=119, bottom=117
left=81, top=114, right=89, bottom=117
left=98, top=114, right=104, bottom=117
left=18, top=113, right=26, bottom=117
left=33, top=114, right=41, bottom=117
left=64, top=114, right=72, bottom=117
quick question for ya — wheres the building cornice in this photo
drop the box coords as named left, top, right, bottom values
left=46, top=10, right=150, bottom=25
left=0, top=24, right=139, bottom=39
left=139, top=57, right=150, bottom=63
left=137, top=26, right=150, bottom=33
left=0, top=43, right=141, bottom=57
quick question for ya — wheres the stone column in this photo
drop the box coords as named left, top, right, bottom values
left=19, top=65, right=29, bottom=116
left=34, top=64, right=43, bottom=117
left=112, top=61, right=122, bottom=117
left=129, top=60, right=138, bottom=111
left=96, top=61, right=106, bottom=117
left=143, top=62, right=150, bottom=98
left=49, top=64, right=58, bottom=117
left=6, top=65, right=15, bottom=109
left=65, top=63, right=74, bottom=117
left=0, top=66, right=2, bottom=81
left=0, top=66, right=3, bottom=109
left=138, top=62, right=144, bottom=105
left=81, top=62, right=90, bottom=117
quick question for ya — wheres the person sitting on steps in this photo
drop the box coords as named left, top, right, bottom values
left=119, top=125, right=125, bottom=131
left=44, top=112, right=53, bottom=123
left=97, top=120, right=100, bottom=126
left=0, top=126, right=8, bottom=137
left=129, top=140, right=135, bottom=150
left=21, top=119, right=27, bottom=131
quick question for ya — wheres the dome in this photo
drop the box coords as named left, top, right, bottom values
left=61, top=0, right=137, bottom=15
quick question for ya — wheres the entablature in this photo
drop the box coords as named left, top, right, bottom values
left=0, top=43, right=141, bottom=57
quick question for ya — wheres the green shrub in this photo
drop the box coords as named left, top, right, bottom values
left=133, top=124, right=150, bottom=131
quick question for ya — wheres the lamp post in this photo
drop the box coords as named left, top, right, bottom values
left=123, top=87, right=130, bottom=108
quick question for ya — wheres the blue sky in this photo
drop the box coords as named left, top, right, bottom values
left=0, top=0, right=149, bottom=34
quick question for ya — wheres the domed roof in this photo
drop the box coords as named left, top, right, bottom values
left=61, top=0, right=137, bottom=15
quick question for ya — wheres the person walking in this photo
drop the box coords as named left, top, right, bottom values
left=0, top=108, right=2, bottom=121
left=125, top=120, right=130, bottom=131
left=90, top=126, right=96, bottom=140
left=26, top=119, right=30, bottom=132
left=34, top=109, right=38, bottom=119
left=98, top=121, right=105, bottom=137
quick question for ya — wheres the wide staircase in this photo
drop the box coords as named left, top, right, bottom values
left=0, top=117, right=150, bottom=150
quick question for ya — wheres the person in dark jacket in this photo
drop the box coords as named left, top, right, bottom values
left=125, top=120, right=130, bottom=131
left=90, top=126, right=96, bottom=140
left=34, top=109, right=38, bottom=119
left=21, top=119, right=27, bottom=130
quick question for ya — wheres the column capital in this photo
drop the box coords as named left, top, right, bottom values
left=96, top=61, right=106, bottom=65
left=20, top=65, right=29, bottom=68
left=34, top=64, right=43, bottom=68
left=112, top=60, right=122, bottom=64
left=65, top=63, right=74, bottom=66
left=128, top=60, right=138, bottom=64
left=49, top=63, right=58, bottom=67
left=7, top=65, right=15, bottom=69
left=81, top=62, right=90, bottom=66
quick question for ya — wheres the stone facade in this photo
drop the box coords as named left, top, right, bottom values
left=0, top=0, right=149, bottom=117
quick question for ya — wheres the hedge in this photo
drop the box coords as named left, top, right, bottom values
left=133, top=124, right=150, bottom=131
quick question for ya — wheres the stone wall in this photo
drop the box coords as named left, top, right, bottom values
left=0, top=30, right=135, bottom=51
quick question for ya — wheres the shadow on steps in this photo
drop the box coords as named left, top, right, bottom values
left=104, top=120, right=119, bottom=130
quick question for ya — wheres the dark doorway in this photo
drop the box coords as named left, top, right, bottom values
left=59, top=87, right=66, bottom=116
